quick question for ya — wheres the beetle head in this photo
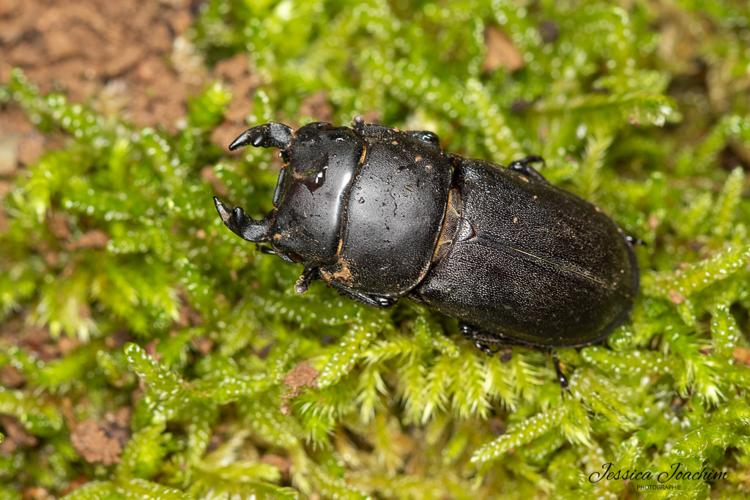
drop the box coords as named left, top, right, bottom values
left=216, top=122, right=365, bottom=266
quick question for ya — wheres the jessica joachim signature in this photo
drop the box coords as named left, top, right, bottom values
left=588, top=462, right=728, bottom=485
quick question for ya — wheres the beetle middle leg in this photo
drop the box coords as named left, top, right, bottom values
left=507, top=155, right=548, bottom=182
left=328, top=281, right=397, bottom=308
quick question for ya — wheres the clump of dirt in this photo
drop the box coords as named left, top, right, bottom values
left=70, top=408, right=131, bottom=465
left=0, top=365, right=25, bottom=387
left=261, top=453, right=292, bottom=479
left=482, top=25, right=524, bottom=73
left=65, top=230, right=110, bottom=251
left=0, top=0, right=206, bottom=170
left=280, top=361, right=319, bottom=415
left=0, top=415, right=38, bottom=453
left=734, top=347, right=750, bottom=366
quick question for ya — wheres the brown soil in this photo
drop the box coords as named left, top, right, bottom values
left=0, top=0, right=268, bottom=175
left=0, top=0, right=207, bottom=171
left=0, top=0, right=340, bottom=177
left=209, top=54, right=263, bottom=149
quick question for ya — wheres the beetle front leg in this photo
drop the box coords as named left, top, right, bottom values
left=507, top=155, right=548, bottom=183
left=328, top=281, right=397, bottom=308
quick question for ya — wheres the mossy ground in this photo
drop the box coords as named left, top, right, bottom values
left=2, top=1, right=750, bottom=498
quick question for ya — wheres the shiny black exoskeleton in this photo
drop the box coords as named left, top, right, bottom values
left=214, top=119, right=639, bottom=379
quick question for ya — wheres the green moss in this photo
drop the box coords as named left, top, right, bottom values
left=2, top=0, right=750, bottom=498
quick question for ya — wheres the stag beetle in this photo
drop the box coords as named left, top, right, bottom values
left=213, top=119, right=639, bottom=385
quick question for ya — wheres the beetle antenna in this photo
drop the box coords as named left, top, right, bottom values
left=213, top=196, right=270, bottom=242
left=229, top=122, right=293, bottom=151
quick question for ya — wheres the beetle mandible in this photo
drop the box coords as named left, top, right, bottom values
left=213, top=118, right=639, bottom=383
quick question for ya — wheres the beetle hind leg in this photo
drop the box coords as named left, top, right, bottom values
left=460, top=323, right=569, bottom=388
left=551, top=351, right=569, bottom=389
left=460, top=323, right=510, bottom=355
left=507, top=155, right=548, bottom=183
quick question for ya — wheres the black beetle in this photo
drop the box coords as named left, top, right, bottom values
left=213, top=119, right=639, bottom=382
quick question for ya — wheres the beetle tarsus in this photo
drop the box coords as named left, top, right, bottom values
left=460, top=322, right=502, bottom=355
left=459, top=322, right=478, bottom=339
left=552, top=351, right=569, bottom=389
left=351, top=115, right=365, bottom=132
left=474, top=340, right=501, bottom=355
left=508, top=155, right=547, bottom=182
left=295, top=266, right=319, bottom=294
left=625, top=234, right=645, bottom=247
left=259, top=246, right=277, bottom=255
left=213, top=196, right=270, bottom=242
left=500, top=348, right=513, bottom=363
left=229, top=122, right=293, bottom=151
left=406, top=130, right=440, bottom=146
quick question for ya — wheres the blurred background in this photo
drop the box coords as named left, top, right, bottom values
left=1, top=0, right=750, bottom=498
